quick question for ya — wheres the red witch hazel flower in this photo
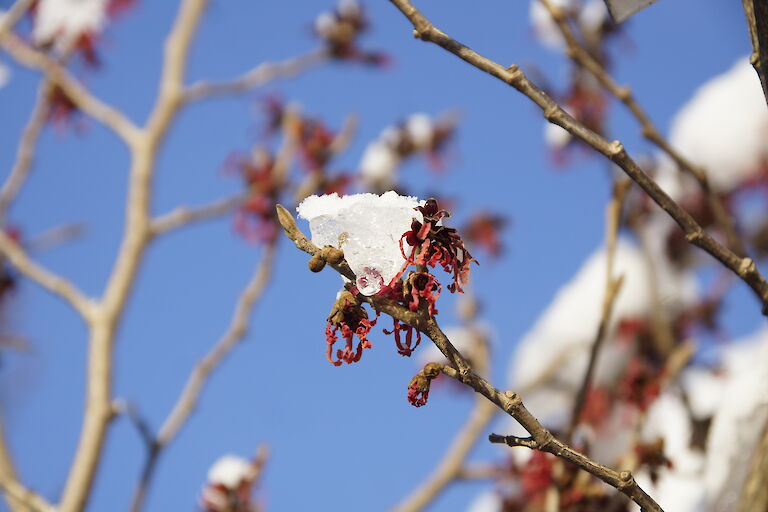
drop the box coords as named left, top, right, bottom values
left=226, top=149, right=280, bottom=243
left=325, top=290, right=379, bottom=366
left=406, top=362, right=442, bottom=407
left=400, top=198, right=477, bottom=293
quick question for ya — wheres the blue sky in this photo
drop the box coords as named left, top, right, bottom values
left=0, top=1, right=762, bottom=511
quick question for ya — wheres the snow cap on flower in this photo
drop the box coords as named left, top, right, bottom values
left=206, top=455, right=253, bottom=489
left=297, top=192, right=423, bottom=295
left=663, top=57, right=768, bottom=193
left=33, top=0, right=107, bottom=51
left=404, top=113, right=435, bottom=150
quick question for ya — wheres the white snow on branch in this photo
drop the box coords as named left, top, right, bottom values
left=297, top=192, right=422, bottom=295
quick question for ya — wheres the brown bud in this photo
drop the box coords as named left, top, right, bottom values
left=323, top=246, right=344, bottom=264
left=308, top=253, right=326, bottom=272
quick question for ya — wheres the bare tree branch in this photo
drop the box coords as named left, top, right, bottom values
left=276, top=206, right=663, bottom=512
left=0, top=33, right=142, bottom=146
left=183, top=48, right=328, bottom=102
left=59, top=1, right=211, bottom=510
left=743, top=0, right=768, bottom=106
left=0, top=0, right=35, bottom=38
left=539, top=0, right=746, bottom=257
left=0, top=230, right=95, bottom=320
left=149, top=194, right=246, bottom=237
left=387, top=0, right=768, bottom=316
left=128, top=241, right=277, bottom=512
left=0, top=82, right=53, bottom=225
left=565, top=179, right=629, bottom=443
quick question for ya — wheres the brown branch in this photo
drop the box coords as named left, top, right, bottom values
left=565, top=179, right=629, bottom=443
left=539, top=0, right=745, bottom=257
left=0, top=81, right=52, bottom=225
left=392, top=328, right=496, bottom=512
left=128, top=241, right=277, bottom=512
left=387, top=0, right=768, bottom=317
left=183, top=48, right=328, bottom=102
left=0, top=33, right=141, bottom=145
left=738, top=417, right=768, bottom=512
left=277, top=206, right=663, bottom=512
left=149, top=193, right=246, bottom=236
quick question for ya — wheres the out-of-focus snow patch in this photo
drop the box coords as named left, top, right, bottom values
left=666, top=57, right=768, bottom=193
left=33, top=0, right=107, bottom=51
left=704, top=327, right=768, bottom=509
left=297, top=192, right=422, bottom=296
left=467, top=489, right=502, bottom=512
left=507, top=239, right=696, bottom=430
left=360, top=141, right=400, bottom=190
left=578, top=0, right=608, bottom=34
left=529, top=0, right=575, bottom=50
left=207, top=455, right=252, bottom=489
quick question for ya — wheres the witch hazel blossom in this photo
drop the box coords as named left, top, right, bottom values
left=298, top=193, right=477, bottom=382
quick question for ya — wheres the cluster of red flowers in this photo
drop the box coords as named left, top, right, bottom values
left=324, top=291, right=378, bottom=366
left=313, top=1, right=389, bottom=67
left=227, top=149, right=281, bottom=243
left=399, top=198, right=476, bottom=293
left=462, top=212, right=507, bottom=258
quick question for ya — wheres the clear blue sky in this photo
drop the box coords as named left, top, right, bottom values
left=0, top=1, right=761, bottom=511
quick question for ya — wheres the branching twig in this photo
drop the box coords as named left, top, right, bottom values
left=387, top=0, right=768, bottom=317
left=392, top=327, right=496, bottom=512
left=539, top=0, right=745, bottom=257
left=0, top=81, right=52, bottom=226
left=0, top=33, right=141, bottom=146
left=59, top=2, right=210, bottom=511
left=0, top=230, right=95, bottom=320
left=0, top=0, right=35, bottom=38
left=276, top=206, right=663, bottom=512
left=149, top=193, right=246, bottom=237
left=128, top=241, right=277, bottom=512
left=565, top=179, right=628, bottom=443
left=183, top=49, right=328, bottom=102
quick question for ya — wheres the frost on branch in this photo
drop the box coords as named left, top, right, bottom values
left=297, top=191, right=423, bottom=296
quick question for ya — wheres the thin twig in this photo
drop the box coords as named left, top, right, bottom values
left=539, top=0, right=745, bottom=257
left=565, top=179, right=629, bottom=442
left=183, top=48, right=328, bottom=102
left=276, top=207, right=663, bottom=512
left=0, top=81, right=52, bottom=225
left=387, top=0, right=768, bottom=317
left=128, top=242, right=277, bottom=512
left=149, top=193, right=246, bottom=237
left=392, top=328, right=496, bottom=512
left=0, top=33, right=141, bottom=146
left=0, top=230, right=94, bottom=320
